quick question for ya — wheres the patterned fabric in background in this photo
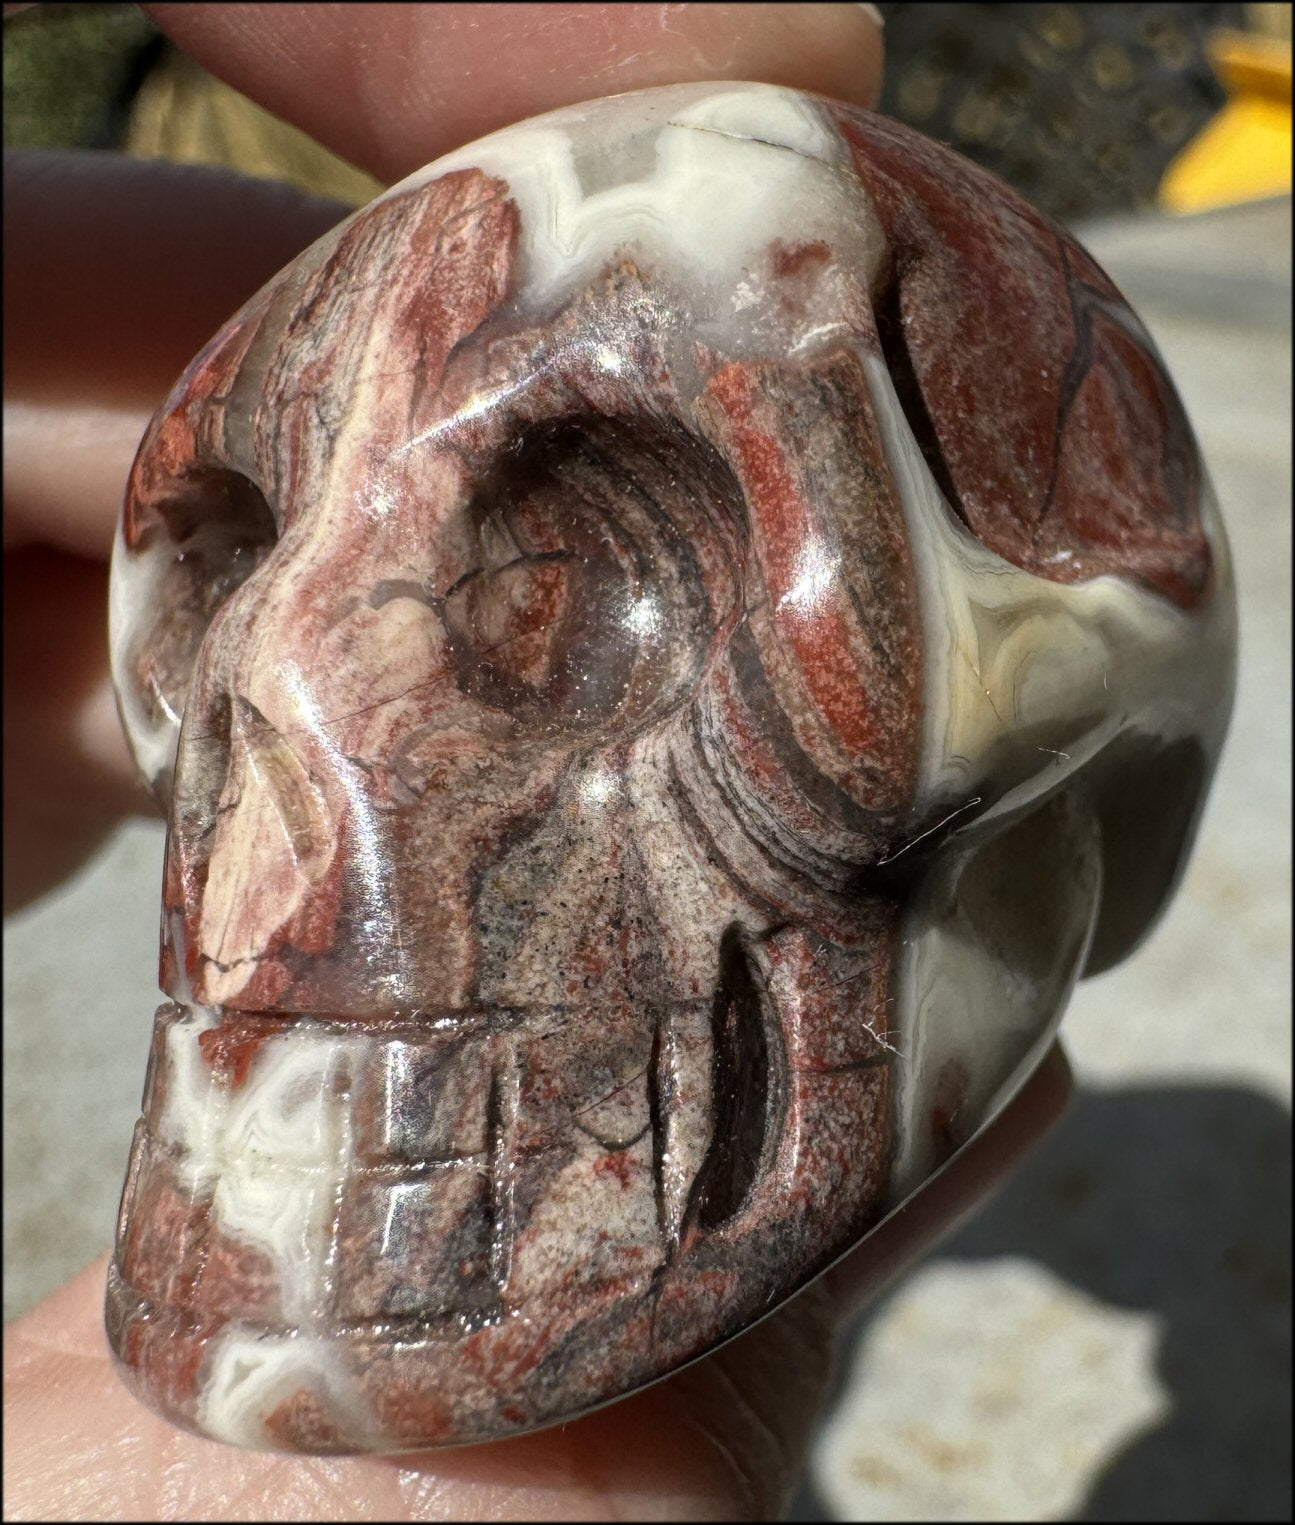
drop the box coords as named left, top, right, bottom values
left=876, top=2, right=1247, bottom=222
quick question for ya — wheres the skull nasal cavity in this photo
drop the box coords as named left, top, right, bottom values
left=123, top=467, right=278, bottom=802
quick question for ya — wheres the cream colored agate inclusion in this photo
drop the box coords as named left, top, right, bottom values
left=861, top=349, right=1233, bottom=1194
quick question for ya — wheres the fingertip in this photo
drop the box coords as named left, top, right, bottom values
left=637, top=3, right=886, bottom=112
left=142, top=3, right=885, bottom=181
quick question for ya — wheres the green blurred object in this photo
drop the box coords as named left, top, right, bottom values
left=877, top=2, right=1248, bottom=224
left=3, top=0, right=382, bottom=205
left=3, top=1, right=162, bottom=150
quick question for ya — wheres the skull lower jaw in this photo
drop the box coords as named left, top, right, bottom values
left=111, top=778, right=1112, bottom=1453
left=109, top=990, right=872, bottom=1452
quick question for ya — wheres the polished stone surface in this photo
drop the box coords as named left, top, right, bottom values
left=106, top=83, right=1230, bottom=1453
left=5, top=86, right=1256, bottom=1476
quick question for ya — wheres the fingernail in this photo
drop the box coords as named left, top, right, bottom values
left=857, top=3, right=884, bottom=28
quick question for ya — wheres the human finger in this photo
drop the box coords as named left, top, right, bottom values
left=141, top=2, right=886, bottom=185
left=823, top=1043, right=1075, bottom=1315
left=3, top=152, right=347, bottom=560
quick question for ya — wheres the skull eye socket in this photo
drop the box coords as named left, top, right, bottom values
left=444, top=414, right=746, bottom=741
left=443, top=551, right=590, bottom=711
left=115, top=466, right=278, bottom=798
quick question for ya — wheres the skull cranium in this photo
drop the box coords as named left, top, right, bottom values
left=106, top=84, right=1234, bottom=1452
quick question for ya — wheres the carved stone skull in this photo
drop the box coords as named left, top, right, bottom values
left=106, top=84, right=1235, bottom=1452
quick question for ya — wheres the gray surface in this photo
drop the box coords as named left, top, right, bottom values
left=4, top=197, right=1291, bottom=1520
left=4, top=817, right=161, bottom=1320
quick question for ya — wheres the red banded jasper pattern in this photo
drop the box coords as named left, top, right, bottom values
left=107, top=84, right=1233, bottom=1451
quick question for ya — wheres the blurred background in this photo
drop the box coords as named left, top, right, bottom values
left=4, top=4, right=1291, bottom=1518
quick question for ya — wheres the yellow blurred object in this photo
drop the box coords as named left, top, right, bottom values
left=125, top=48, right=385, bottom=207
left=1160, top=26, right=1292, bottom=213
